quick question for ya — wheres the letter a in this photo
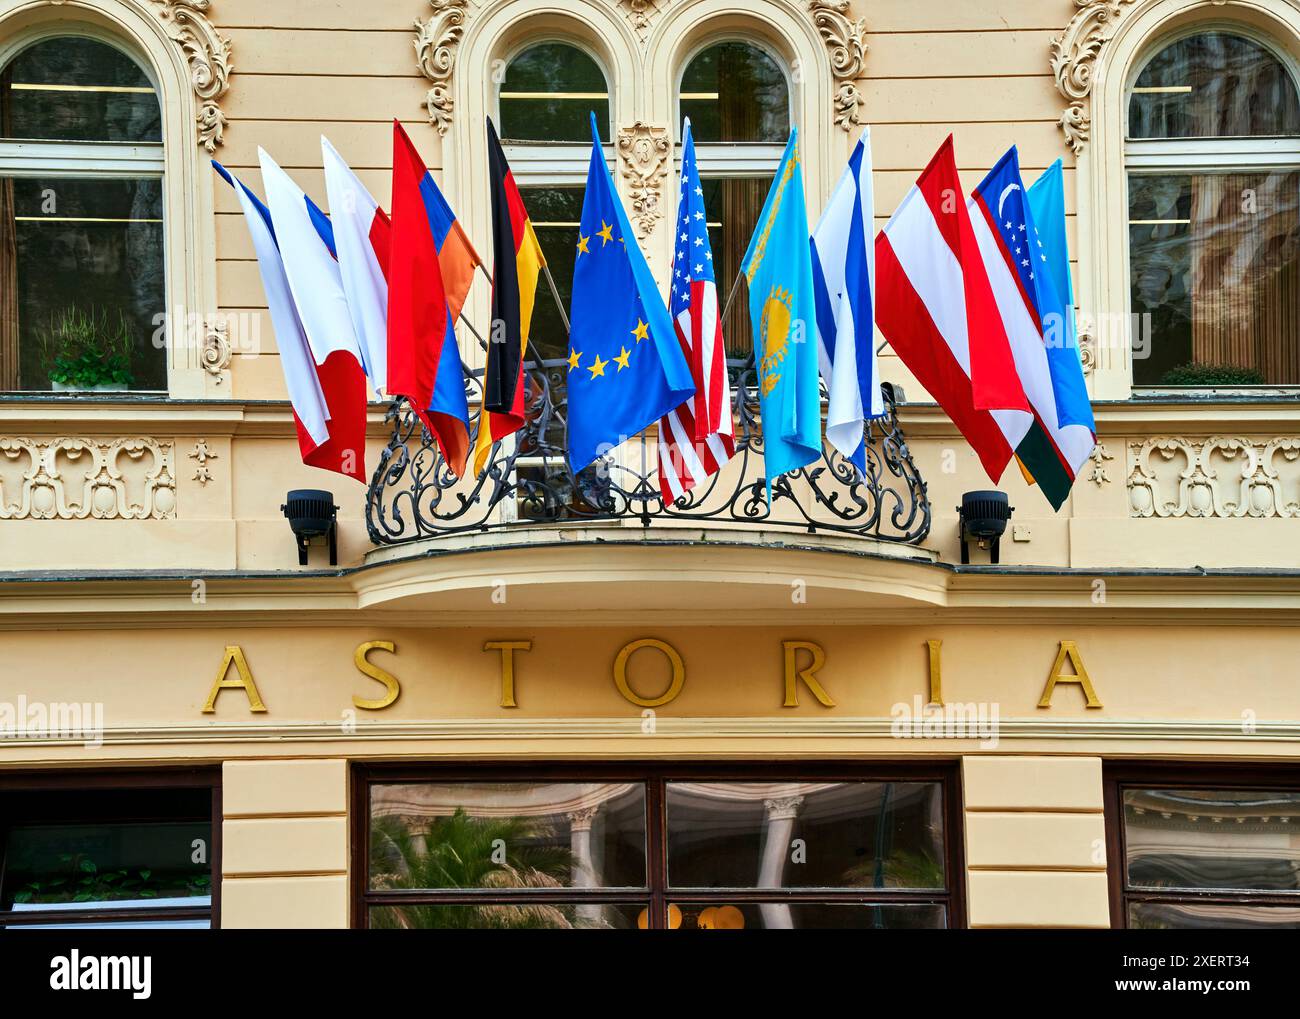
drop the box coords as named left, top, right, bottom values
left=201, top=646, right=268, bottom=714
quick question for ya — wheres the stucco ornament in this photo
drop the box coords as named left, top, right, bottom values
left=619, top=0, right=669, bottom=37
left=1050, top=0, right=1139, bottom=155
left=617, top=122, right=672, bottom=239
left=201, top=318, right=231, bottom=383
left=1127, top=437, right=1300, bottom=518
left=415, top=0, right=469, bottom=134
left=0, top=437, right=176, bottom=520
left=151, top=0, right=232, bottom=152
left=808, top=0, right=867, bottom=131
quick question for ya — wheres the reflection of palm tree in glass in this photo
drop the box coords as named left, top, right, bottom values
left=369, top=810, right=577, bottom=929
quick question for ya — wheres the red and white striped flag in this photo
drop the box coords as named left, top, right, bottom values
left=657, top=120, right=735, bottom=504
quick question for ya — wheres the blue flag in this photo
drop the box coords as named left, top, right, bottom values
left=566, top=113, right=694, bottom=472
left=741, top=129, right=822, bottom=498
left=1028, top=160, right=1094, bottom=432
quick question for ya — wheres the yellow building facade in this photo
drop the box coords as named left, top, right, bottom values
left=0, top=0, right=1298, bottom=930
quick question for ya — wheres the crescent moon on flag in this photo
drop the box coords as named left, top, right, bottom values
left=997, top=182, right=1021, bottom=218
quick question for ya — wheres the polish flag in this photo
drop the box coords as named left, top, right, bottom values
left=873, top=136, right=1031, bottom=482
left=258, top=148, right=369, bottom=482
left=321, top=136, right=390, bottom=395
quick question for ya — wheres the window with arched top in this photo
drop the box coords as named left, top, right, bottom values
left=1126, top=30, right=1300, bottom=387
left=497, top=41, right=611, bottom=365
left=0, top=35, right=166, bottom=392
left=677, top=40, right=792, bottom=356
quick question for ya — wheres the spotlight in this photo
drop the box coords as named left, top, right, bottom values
left=957, top=490, right=1012, bottom=565
left=281, top=489, right=338, bottom=566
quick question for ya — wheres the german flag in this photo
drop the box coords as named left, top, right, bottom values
left=471, top=118, right=546, bottom=476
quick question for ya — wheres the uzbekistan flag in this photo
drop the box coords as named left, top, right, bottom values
left=214, top=160, right=347, bottom=479
left=969, top=147, right=1096, bottom=509
left=471, top=117, right=545, bottom=477
left=874, top=135, right=1031, bottom=484
left=811, top=127, right=884, bottom=479
left=389, top=121, right=470, bottom=476
left=256, top=149, right=369, bottom=483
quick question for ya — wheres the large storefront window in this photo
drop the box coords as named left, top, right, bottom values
left=0, top=770, right=219, bottom=929
left=357, top=765, right=962, bottom=929
left=0, top=35, right=166, bottom=392
left=1107, top=765, right=1300, bottom=929
left=1126, top=31, right=1300, bottom=387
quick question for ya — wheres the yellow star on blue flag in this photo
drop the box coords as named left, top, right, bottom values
left=566, top=113, right=694, bottom=471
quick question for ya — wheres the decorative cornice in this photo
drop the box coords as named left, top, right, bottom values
left=415, top=0, right=469, bottom=135
left=617, top=121, right=671, bottom=238
left=808, top=0, right=867, bottom=132
left=150, top=0, right=232, bottom=152
left=0, top=437, right=176, bottom=520
left=1050, top=0, right=1138, bottom=155
left=1128, top=436, right=1300, bottom=518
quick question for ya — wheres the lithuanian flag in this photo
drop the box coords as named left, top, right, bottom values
left=471, top=118, right=546, bottom=476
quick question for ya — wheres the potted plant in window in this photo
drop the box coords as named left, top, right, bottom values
left=1158, top=362, right=1266, bottom=387
left=38, top=306, right=135, bottom=392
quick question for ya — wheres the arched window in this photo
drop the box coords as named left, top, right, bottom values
left=677, top=40, right=791, bottom=355
left=0, top=35, right=166, bottom=392
left=497, top=41, right=611, bottom=363
left=1126, top=31, right=1300, bottom=387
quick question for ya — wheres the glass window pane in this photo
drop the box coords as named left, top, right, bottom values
left=681, top=42, right=790, bottom=143
left=2, top=176, right=166, bottom=391
left=700, top=176, right=772, bottom=358
left=499, top=43, right=609, bottom=143
left=369, top=782, right=647, bottom=890
left=1123, top=788, right=1300, bottom=892
left=370, top=902, right=645, bottom=929
left=1129, top=901, right=1300, bottom=930
left=666, top=781, right=945, bottom=890
left=1129, top=33, right=1300, bottom=139
left=1, top=37, right=160, bottom=143
left=670, top=902, right=946, bottom=930
left=1129, top=171, right=1300, bottom=386
left=1, top=821, right=212, bottom=909
left=519, top=185, right=581, bottom=365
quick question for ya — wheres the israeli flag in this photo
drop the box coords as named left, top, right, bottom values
left=811, top=129, right=883, bottom=478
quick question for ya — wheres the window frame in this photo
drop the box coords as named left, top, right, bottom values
left=352, top=760, right=966, bottom=930
left=1104, top=761, right=1300, bottom=929
left=1122, top=23, right=1300, bottom=393
left=0, top=766, right=222, bottom=930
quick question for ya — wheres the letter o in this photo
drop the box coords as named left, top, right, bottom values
left=613, top=638, right=685, bottom=707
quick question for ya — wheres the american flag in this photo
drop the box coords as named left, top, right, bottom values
left=657, top=121, right=735, bottom=504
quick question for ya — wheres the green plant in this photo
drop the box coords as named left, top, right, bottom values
left=841, top=847, right=945, bottom=889
left=13, top=851, right=211, bottom=905
left=38, top=306, right=135, bottom=389
left=1157, top=362, right=1266, bottom=387
left=368, top=809, right=578, bottom=929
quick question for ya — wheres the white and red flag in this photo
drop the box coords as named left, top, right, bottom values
left=873, top=135, right=1031, bottom=483
left=657, top=119, right=735, bottom=504
left=213, top=159, right=364, bottom=482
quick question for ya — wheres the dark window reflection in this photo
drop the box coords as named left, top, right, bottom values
left=666, top=781, right=945, bottom=890
left=499, top=43, right=609, bottom=143
left=371, top=902, right=645, bottom=930
left=1129, top=32, right=1300, bottom=139
left=4, top=177, right=166, bottom=391
left=1, top=36, right=160, bottom=143
left=681, top=42, right=790, bottom=143
left=1129, top=171, right=1300, bottom=386
left=700, top=176, right=772, bottom=357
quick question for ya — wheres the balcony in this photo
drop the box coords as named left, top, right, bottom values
left=365, top=355, right=932, bottom=550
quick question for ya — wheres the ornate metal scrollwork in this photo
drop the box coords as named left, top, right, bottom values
left=366, top=351, right=930, bottom=546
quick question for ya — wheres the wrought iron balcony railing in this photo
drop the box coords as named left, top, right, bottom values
left=366, top=353, right=931, bottom=546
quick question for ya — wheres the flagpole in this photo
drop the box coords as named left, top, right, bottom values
left=540, top=262, right=571, bottom=334
left=718, top=267, right=745, bottom=328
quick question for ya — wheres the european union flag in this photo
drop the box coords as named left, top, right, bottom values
left=566, top=113, right=694, bottom=472
left=741, top=129, right=822, bottom=498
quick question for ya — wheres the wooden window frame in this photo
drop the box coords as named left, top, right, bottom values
left=352, top=760, right=966, bottom=930
left=1104, top=761, right=1300, bottom=929
left=0, top=766, right=221, bottom=930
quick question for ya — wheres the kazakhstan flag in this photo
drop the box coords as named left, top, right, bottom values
left=566, top=113, right=694, bottom=472
left=741, top=129, right=822, bottom=497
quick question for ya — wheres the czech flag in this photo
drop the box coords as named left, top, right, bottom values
left=471, top=117, right=546, bottom=477
left=214, top=160, right=355, bottom=480
left=388, top=121, right=470, bottom=476
left=255, top=149, right=369, bottom=483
